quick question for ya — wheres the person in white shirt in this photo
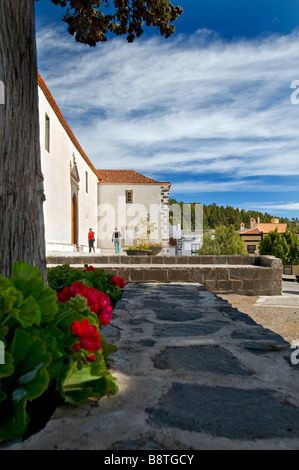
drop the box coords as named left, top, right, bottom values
left=112, top=227, right=121, bottom=254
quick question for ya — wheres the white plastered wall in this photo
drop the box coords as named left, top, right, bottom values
left=39, top=88, right=98, bottom=252
left=97, top=184, right=168, bottom=251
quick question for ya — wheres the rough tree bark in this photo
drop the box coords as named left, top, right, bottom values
left=0, top=0, right=47, bottom=281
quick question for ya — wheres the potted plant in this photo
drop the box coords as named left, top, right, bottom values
left=147, top=242, right=163, bottom=256
left=125, top=214, right=161, bottom=256
left=125, top=242, right=151, bottom=255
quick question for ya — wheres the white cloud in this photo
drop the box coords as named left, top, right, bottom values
left=171, top=179, right=298, bottom=193
left=243, top=202, right=299, bottom=212
left=36, top=26, right=299, bottom=187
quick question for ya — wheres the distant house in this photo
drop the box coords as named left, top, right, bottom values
left=38, top=74, right=170, bottom=254
left=238, top=218, right=287, bottom=255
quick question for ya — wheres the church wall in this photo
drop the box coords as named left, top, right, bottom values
left=39, top=87, right=98, bottom=252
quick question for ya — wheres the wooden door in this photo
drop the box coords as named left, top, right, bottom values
left=72, top=194, right=77, bottom=245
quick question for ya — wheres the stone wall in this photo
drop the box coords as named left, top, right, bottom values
left=47, top=254, right=282, bottom=296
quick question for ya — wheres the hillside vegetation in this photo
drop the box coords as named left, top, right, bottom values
left=169, top=198, right=295, bottom=231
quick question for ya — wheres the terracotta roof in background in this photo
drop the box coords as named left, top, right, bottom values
left=98, top=169, right=171, bottom=186
left=238, top=227, right=262, bottom=235
left=255, top=223, right=287, bottom=234
left=38, top=73, right=100, bottom=180
left=238, top=223, right=287, bottom=235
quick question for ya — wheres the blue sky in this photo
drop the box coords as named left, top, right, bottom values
left=35, top=0, right=299, bottom=220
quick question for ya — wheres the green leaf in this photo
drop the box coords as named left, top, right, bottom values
left=8, top=328, right=51, bottom=402
left=63, top=370, right=118, bottom=404
left=0, top=328, right=51, bottom=442
left=0, top=286, right=22, bottom=323
left=0, top=351, right=14, bottom=379
left=14, top=295, right=42, bottom=328
left=11, top=261, right=58, bottom=321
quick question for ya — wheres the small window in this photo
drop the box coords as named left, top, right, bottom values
left=247, top=245, right=256, bottom=254
left=85, top=171, right=88, bottom=193
left=126, top=190, right=133, bottom=204
left=283, top=266, right=292, bottom=275
left=45, top=113, right=50, bottom=152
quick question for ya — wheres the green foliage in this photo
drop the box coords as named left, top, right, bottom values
left=198, top=225, right=247, bottom=256
left=0, top=262, right=57, bottom=441
left=259, top=229, right=299, bottom=265
left=63, top=364, right=118, bottom=404
left=0, top=262, right=120, bottom=443
left=169, top=198, right=289, bottom=231
left=48, top=0, right=183, bottom=46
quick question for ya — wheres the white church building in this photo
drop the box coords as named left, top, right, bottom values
left=38, top=74, right=170, bottom=254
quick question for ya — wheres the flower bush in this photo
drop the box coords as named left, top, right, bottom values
left=47, top=263, right=123, bottom=307
left=0, top=262, right=124, bottom=443
left=57, top=281, right=113, bottom=326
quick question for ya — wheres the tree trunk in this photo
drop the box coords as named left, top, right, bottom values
left=0, top=0, right=47, bottom=281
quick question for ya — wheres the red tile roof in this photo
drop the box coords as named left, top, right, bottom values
left=98, top=170, right=171, bottom=186
left=238, top=227, right=262, bottom=235
left=38, top=73, right=100, bottom=179
left=238, top=223, right=287, bottom=235
left=255, top=223, right=287, bottom=234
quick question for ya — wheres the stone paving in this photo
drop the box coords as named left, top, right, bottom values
left=5, top=282, right=299, bottom=450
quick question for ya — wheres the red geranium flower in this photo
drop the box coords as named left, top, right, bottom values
left=58, top=282, right=114, bottom=326
left=111, top=276, right=126, bottom=289
left=98, top=304, right=113, bottom=326
left=71, top=318, right=101, bottom=352
left=57, top=281, right=86, bottom=303
left=83, top=265, right=96, bottom=272
left=87, top=354, right=96, bottom=362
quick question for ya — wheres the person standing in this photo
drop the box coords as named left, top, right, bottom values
left=112, top=227, right=121, bottom=254
left=88, top=228, right=95, bottom=252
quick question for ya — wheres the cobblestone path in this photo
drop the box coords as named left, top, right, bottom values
left=5, top=283, right=299, bottom=450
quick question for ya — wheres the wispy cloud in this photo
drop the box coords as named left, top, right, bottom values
left=171, top=179, right=299, bottom=193
left=36, top=26, right=299, bottom=215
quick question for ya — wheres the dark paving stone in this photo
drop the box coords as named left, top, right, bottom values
left=153, top=322, right=223, bottom=337
left=155, top=307, right=203, bottom=322
left=232, top=328, right=290, bottom=354
left=142, top=301, right=179, bottom=309
left=232, top=327, right=290, bottom=346
left=138, top=339, right=156, bottom=347
left=147, top=383, right=299, bottom=440
left=143, top=297, right=201, bottom=308
left=242, top=341, right=289, bottom=355
left=113, top=301, right=127, bottom=309
left=100, top=324, right=120, bottom=343
left=220, top=307, right=258, bottom=325
left=154, top=345, right=253, bottom=375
